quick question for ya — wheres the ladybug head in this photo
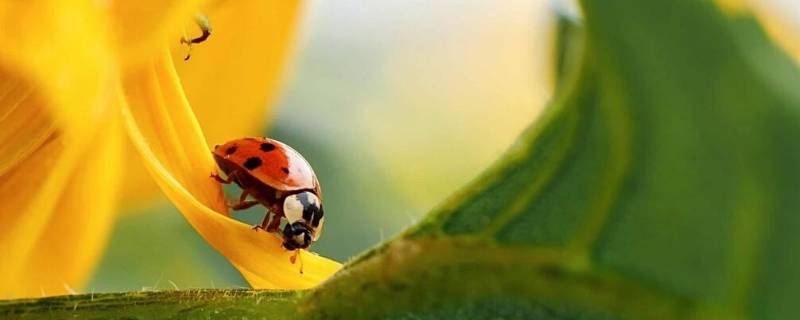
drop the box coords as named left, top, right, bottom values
left=282, top=191, right=323, bottom=250
left=282, top=222, right=313, bottom=250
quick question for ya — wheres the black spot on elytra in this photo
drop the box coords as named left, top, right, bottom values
left=281, top=167, right=290, bottom=174
left=243, top=157, right=262, bottom=170
left=214, top=144, right=220, bottom=150
left=260, top=143, right=275, bottom=152
left=225, top=145, right=237, bottom=155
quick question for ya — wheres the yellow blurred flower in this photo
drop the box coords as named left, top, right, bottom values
left=0, top=0, right=339, bottom=299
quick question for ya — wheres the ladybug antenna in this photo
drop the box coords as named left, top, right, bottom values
left=299, top=251, right=304, bottom=274
left=289, top=250, right=304, bottom=274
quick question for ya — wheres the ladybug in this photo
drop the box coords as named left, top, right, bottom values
left=211, top=137, right=324, bottom=254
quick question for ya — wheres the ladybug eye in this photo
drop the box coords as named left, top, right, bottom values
left=283, top=191, right=320, bottom=224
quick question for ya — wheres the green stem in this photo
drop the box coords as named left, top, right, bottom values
left=0, top=289, right=300, bottom=320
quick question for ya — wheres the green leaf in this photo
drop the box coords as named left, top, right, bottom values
left=303, top=0, right=800, bottom=318
left=3, top=0, right=800, bottom=319
left=0, top=290, right=300, bottom=319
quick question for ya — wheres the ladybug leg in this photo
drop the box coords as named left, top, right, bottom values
left=251, top=212, right=267, bottom=231
left=231, top=200, right=259, bottom=211
left=230, top=191, right=258, bottom=210
left=290, top=250, right=304, bottom=274
left=265, top=211, right=283, bottom=233
left=239, top=190, right=249, bottom=203
left=252, top=210, right=276, bottom=231
left=264, top=204, right=284, bottom=233
left=210, top=172, right=232, bottom=184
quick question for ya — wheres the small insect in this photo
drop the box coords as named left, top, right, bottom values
left=211, top=137, right=324, bottom=265
left=180, top=13, right=212, bottom=61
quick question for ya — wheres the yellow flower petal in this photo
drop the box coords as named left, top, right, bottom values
left=117, top=158, right=162, bottom=209
left=121, top=49, right=341, bottom=289
left=0, top=109, right=121, bottom=299
left=171, top=0, right=303, bottom=144
left=108, top=0, right=210, bottom=66
left=0, top=137, right=61, bottom=299
left=17, top=117, right=122, bottom=298
left=0, top=2, right=118, bottom=296
left=118, top=1, right=302, bottom=206
left=0, top=74, right=54, bottom=176
left=121, top=52, right=227, bottom=211
left=0, top=1, right=114, bottom=139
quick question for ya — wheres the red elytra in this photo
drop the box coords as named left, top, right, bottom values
left=212, top=137, right=320, bottom=195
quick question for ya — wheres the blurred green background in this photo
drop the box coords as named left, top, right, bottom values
left=89, top=1, right=552, bottom=292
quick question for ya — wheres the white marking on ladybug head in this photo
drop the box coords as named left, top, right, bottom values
left=313, top=217, right=325, bottom=241
left=293, top=233, right=307, bottom=245
left=283, top=191, right=320, bottom=224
